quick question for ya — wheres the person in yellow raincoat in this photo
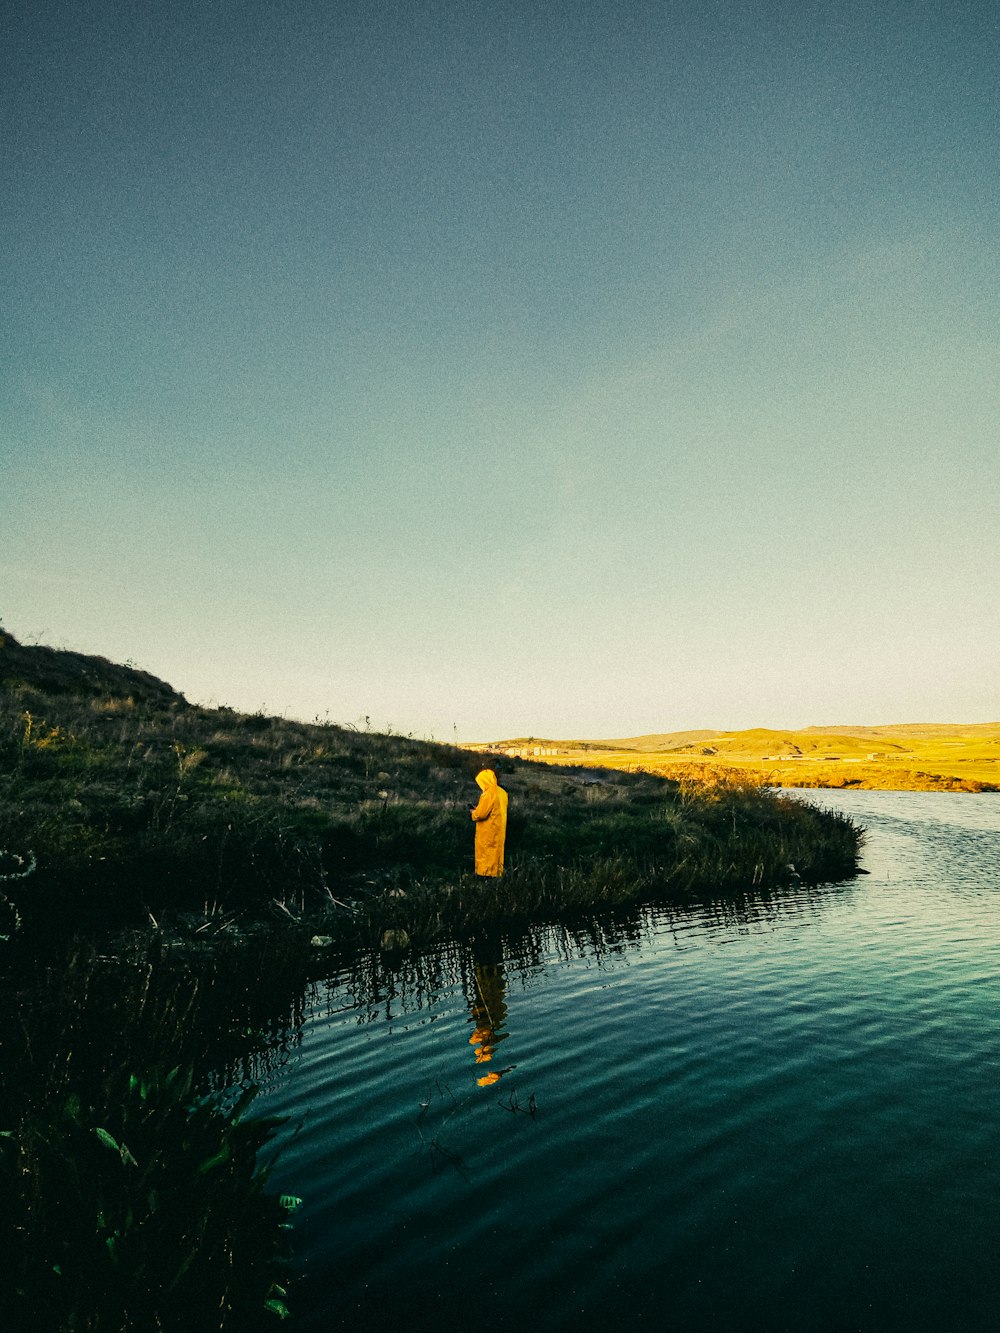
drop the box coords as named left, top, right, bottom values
left=470, top=767, right=508, bottom=876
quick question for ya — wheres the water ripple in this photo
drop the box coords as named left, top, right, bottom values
left=250, top=791, right=1000, bottom=1332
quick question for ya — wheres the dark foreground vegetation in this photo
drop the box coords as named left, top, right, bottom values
left=0, top=938, right=306, bottom=1331
left=0, top=627, right=863, bottom=1327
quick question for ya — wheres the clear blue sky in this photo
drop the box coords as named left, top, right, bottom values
left=4, top=0, right=998, bottom=739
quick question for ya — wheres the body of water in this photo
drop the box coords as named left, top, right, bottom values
left=256, top=791, right=1000, bottom=1331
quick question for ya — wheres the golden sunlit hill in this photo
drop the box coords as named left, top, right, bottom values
left=468, top=723, right=1000, bottom=792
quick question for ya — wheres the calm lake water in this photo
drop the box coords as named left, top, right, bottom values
left=255, top=791, right=1000, bottom=1332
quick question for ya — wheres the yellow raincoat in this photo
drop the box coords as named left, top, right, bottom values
left=470, top=769, right=508, bottom=876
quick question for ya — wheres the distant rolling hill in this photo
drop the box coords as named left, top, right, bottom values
left=592, top=730, right=724, bottom=751
left=469, top=723, right=1000, bottom=792
left=799, top=722, right=1000, bottom=739
left=471, top=730, right=722, bottom=753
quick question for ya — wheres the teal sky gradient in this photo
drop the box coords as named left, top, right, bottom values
left=4, top=0, right=998, bottom=739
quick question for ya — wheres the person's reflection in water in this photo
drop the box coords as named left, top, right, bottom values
left=466, top=947, right=513, bottom=1086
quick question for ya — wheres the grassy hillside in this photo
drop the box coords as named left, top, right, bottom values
left=0, top=629, right=862, bottom=944
left=0, top=628, right=184, bottom=706
left=474, top=723, right=1000, bottom=792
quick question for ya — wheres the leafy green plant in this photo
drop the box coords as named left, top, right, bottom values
left=0, top=944, right=306, bottom=1330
